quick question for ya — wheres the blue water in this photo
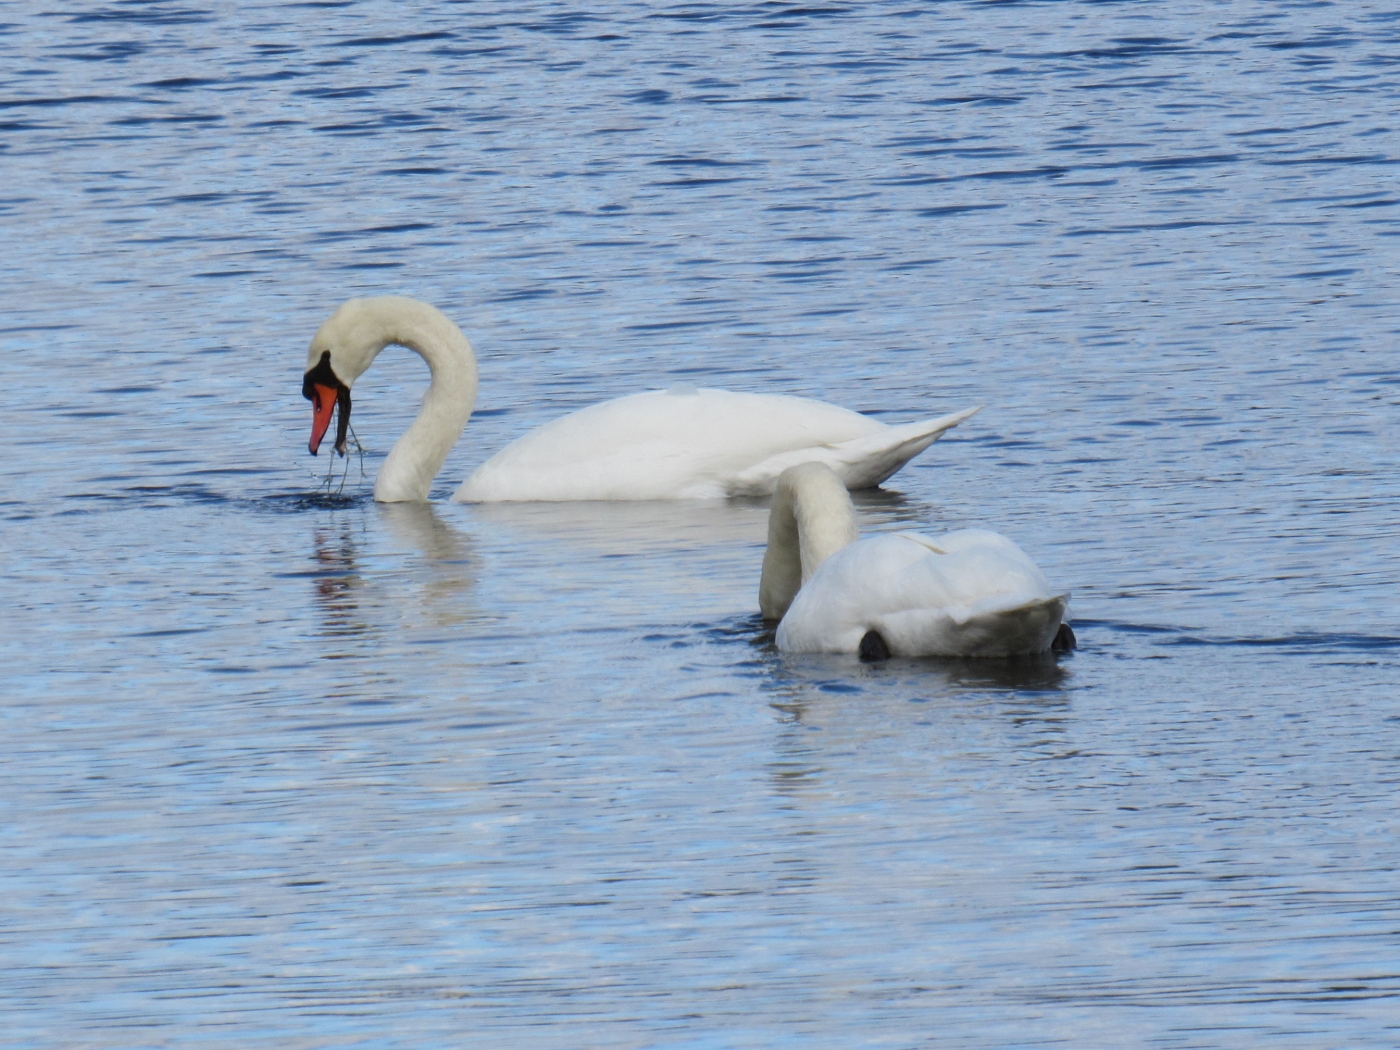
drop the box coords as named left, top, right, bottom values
left=3, top=2, right=1400, bottom=1046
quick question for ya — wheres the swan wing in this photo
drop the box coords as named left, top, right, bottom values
left=455, top=389, right=962, bottom=502
left=777, top=531, right=1067, bottom=657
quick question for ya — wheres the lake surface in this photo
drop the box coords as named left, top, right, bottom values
left=4, top=2, right=1399, bottom=1046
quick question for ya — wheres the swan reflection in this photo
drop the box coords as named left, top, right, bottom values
left=376, top=502, right=478, bottom=626
left=758, top=645, right=1075, bottom=800
left=311, top=522, right=369, bottom=641
left=459, top=498, right=769, bottom=557
left=449, top=499, right=768, bottom=628
left=766, top=648, right=1071, bottom=698
left=752, top=625, right=1072, bottom=727
left=307, top=504, right=478, bottom=643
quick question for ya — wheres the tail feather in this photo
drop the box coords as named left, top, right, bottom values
left=881, top=592, right=1067, bottom=657
left=837, top=404, right=982, bottom=488
left=729, top=405, right=981, bottom=495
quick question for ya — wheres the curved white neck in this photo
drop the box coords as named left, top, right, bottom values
left=759, top=462, right=859, bottom=620
left=315, top=297, right=479, bottom=502
left=374, top=309, right=478, bottom=502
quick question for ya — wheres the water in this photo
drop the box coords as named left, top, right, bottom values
left=4, top=2, right=1400, bottom=1046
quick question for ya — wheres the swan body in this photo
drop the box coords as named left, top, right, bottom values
left=760, top=463, right=1068, bottom=657
left=456, top=388, right=979, bottom=501
left=303, top=297, right=979, bottom=503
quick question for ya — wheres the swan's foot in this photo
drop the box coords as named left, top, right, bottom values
left=859, top=630, right=891, bottom=662
left=1051, top=622, right=1076, bottom=652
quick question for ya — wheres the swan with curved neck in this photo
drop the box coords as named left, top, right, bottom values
left=303, top=296, right=981, bottom=503
left=760, top=462, right=1072, bottom=658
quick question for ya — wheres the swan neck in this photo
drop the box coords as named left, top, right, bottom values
left=759, top=463, right=859, bottom=620
left=363, top=299, right=479, bottom=502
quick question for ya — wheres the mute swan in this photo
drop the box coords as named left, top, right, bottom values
left=760, top=462, right=1073, bottom=658
left=303, top=296, right=980, bottom=503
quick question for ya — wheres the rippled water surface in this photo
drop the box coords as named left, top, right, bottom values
left=4, top=2, right=1400, bottom=1046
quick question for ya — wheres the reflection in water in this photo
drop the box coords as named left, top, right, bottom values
left=849, top=486, right=938, bottom=529
left=753, top=636, right=1079, bottom=927
left=458, top=499, right=772, bottom=628
left=378, top=502, right=478, bottom=626
left=760, top=644, right=1072, bottom=713
left=911, top=651, right=1072, bottom=693
left=461, top=498, right=769, bottom=558
left=464, top=490, right=966, bottom=556
left=311, top=520, right=368, bottom=642
left=757, top=619, right=1075, bottom=784
left=309, top=504, right=478, bottom=646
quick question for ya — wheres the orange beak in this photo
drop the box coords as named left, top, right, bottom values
left=309, top=382, right=339, bottom=455
left=304, top=350, right=350, bottom=456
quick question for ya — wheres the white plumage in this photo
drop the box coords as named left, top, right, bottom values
left=456, top=387, right=978, bottom=501
left=761, top=463, right=1068, bottom=658
left=302, top=297, right=978, bottom=503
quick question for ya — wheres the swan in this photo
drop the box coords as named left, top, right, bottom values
left=759, top=462, right=1073, bottom=658
left=302, top=296, right=980, bottom=502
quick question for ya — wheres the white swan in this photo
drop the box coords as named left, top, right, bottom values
left=760, top=462, right=1071, bottom=658
left=303, top=296, right=981, bottom=503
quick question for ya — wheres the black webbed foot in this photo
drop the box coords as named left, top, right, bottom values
left=858, top=630, right=891, bottom=662
left=1051, top=622, right=1076, bottom=652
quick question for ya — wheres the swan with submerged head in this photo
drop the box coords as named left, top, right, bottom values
left=302, top=296, right=980, bottom=502
left=760, top=462, right=1073, bottom=658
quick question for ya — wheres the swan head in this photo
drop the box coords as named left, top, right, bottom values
left=301, top=296, right=433, bottom=457
left=303, top=298, right=394, bottom=457
left=303, top=347, right=351, bottom=456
